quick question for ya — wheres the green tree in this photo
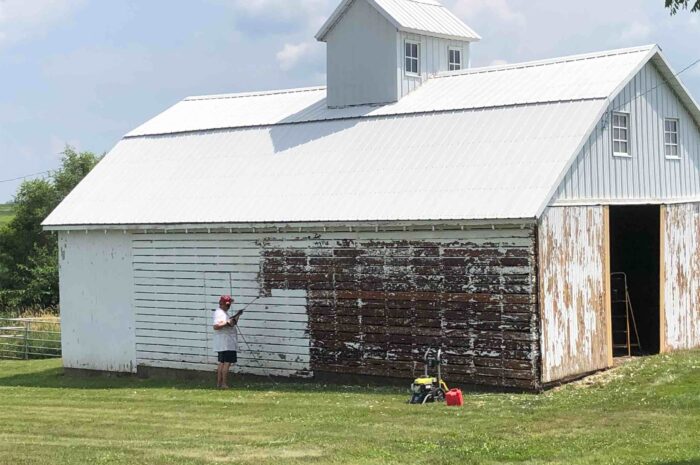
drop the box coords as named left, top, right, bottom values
left=0, top=147, right=101, bottom=311
left=666, top=0, right=700, bottom=13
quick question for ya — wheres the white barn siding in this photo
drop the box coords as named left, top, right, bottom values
left=553, top=61, right=700, bottom=204
left=538, top=206, right=611, bottom=383
left=326, top=0, right=398, bottom=107
left=398, top=32, right=470, bottom=98
left=663, top=203, right=700, bottom=350
left=58, top=231, right=136, bottom=373
left=132, top=233, right=311, bottom=377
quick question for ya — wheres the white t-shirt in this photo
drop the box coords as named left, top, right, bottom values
left=212, top=308, right=238, bottom=352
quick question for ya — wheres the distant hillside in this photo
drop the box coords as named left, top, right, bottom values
left=0, top=203, right=14, bottom=226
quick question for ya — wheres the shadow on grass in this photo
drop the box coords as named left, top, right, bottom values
left=0, top=364, right=419, bottom=396
left=0, top=360, right=522, bottom=398
left=0, top=362, right=522, bottom=398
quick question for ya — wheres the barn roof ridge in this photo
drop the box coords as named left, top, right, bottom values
left=180, top=45, right=658, bottom=104
left=126, top=45, right=661, bottom=139
left=436, top=44, right=658, bottom=78
left=184, top=86, right=327, bottom=102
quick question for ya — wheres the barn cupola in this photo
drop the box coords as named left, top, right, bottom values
left=316, top=0, right=480, bottom=108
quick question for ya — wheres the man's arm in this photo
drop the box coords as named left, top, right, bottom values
left=214, top=313, right=241, bottom=330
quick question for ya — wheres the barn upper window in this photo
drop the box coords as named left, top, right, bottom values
left=405, top=40, right=420, bottom=75
left=449, top=47, right=462, bottom=71
left=664, top=118, right=680, bottom=159
left=612, top=112, right=630, bottom=157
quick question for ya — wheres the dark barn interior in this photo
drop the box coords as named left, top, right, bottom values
left=609, top=205, right=661, bottom=356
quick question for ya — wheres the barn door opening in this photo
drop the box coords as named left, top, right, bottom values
left=608, top=205, right=661, bottom=356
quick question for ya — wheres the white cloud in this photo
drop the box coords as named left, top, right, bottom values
left=619, top=21, right=653, bottom=42
left=0, top=0, right=85, bottom=47
left=276, top=41, right=316, bottom=71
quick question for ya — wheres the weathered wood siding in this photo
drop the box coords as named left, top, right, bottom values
left=539, top=207, right=611, bottom=383
left=258, top=226, right=540, bottom=390
left=130, top=224, right=540, bottom=389
left=663, top=202, right=700, bottom=350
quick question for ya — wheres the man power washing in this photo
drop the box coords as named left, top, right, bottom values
left=212, top=295, right=241, bottom=389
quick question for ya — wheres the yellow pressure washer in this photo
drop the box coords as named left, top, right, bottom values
left=409, top=348, right=449, bottom=404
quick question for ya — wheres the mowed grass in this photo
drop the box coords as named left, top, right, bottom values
left=0, top=203, right=14, bottom=226
left=0, top=352, right=698, bottom=465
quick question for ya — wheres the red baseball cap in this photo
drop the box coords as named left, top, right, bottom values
left=219, top=295, right=233, bottom=305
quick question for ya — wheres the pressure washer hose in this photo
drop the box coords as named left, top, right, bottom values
left=233, top=296, right=273, bottom=378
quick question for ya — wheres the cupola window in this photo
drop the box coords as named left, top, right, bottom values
left=405, top=41, right=420, bottom=75
left=449, top=47, right=462, bottom=71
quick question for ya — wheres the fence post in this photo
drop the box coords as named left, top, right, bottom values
left=24, top=321, right=29, bottom=360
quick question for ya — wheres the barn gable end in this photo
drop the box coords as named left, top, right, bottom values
left=537, top=51, right=700, bottom=384
left=552, top=60, right=700, bottom=205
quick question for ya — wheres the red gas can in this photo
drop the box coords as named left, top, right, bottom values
left=445, top=388, right=464, bottom=407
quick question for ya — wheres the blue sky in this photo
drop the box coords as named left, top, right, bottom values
left=1, top=0, right=699, bottom=202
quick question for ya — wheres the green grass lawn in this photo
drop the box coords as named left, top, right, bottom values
left=0, top=352, right=698, bottom=465
left=0, top=203, right=14, bottom=226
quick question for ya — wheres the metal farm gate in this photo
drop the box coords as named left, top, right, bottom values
left=0, top=317, right=62, bottom=360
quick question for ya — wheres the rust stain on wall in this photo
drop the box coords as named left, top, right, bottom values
left=539, top=206, right=609, bottom=384
left=258, top=230, right=541, bottom=390
left=664, top=203, right=700, bottom=350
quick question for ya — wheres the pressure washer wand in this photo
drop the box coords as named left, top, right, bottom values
left=229, top=296, right=262, bottom=322
left=239, top=296, right=262, bottom=313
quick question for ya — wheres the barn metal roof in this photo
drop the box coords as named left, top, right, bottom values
left=316, top=0, right=480, bottom=42
left=127, top=45, right=656, bottom=137
left=44, top=45, right=700, bottom=228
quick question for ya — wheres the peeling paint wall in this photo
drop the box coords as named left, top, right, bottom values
left=60, top=224, right=542, bottom=389
left=258, top=225, right=541, bottom=390
left=539, top=207, right=610, bottom=383
left=664, top=202, right=700, bottom=350
left=58, top=231, right=136, bottom=373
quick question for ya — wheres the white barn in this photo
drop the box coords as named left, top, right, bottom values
left=44, top=0, right=700, bottom=390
